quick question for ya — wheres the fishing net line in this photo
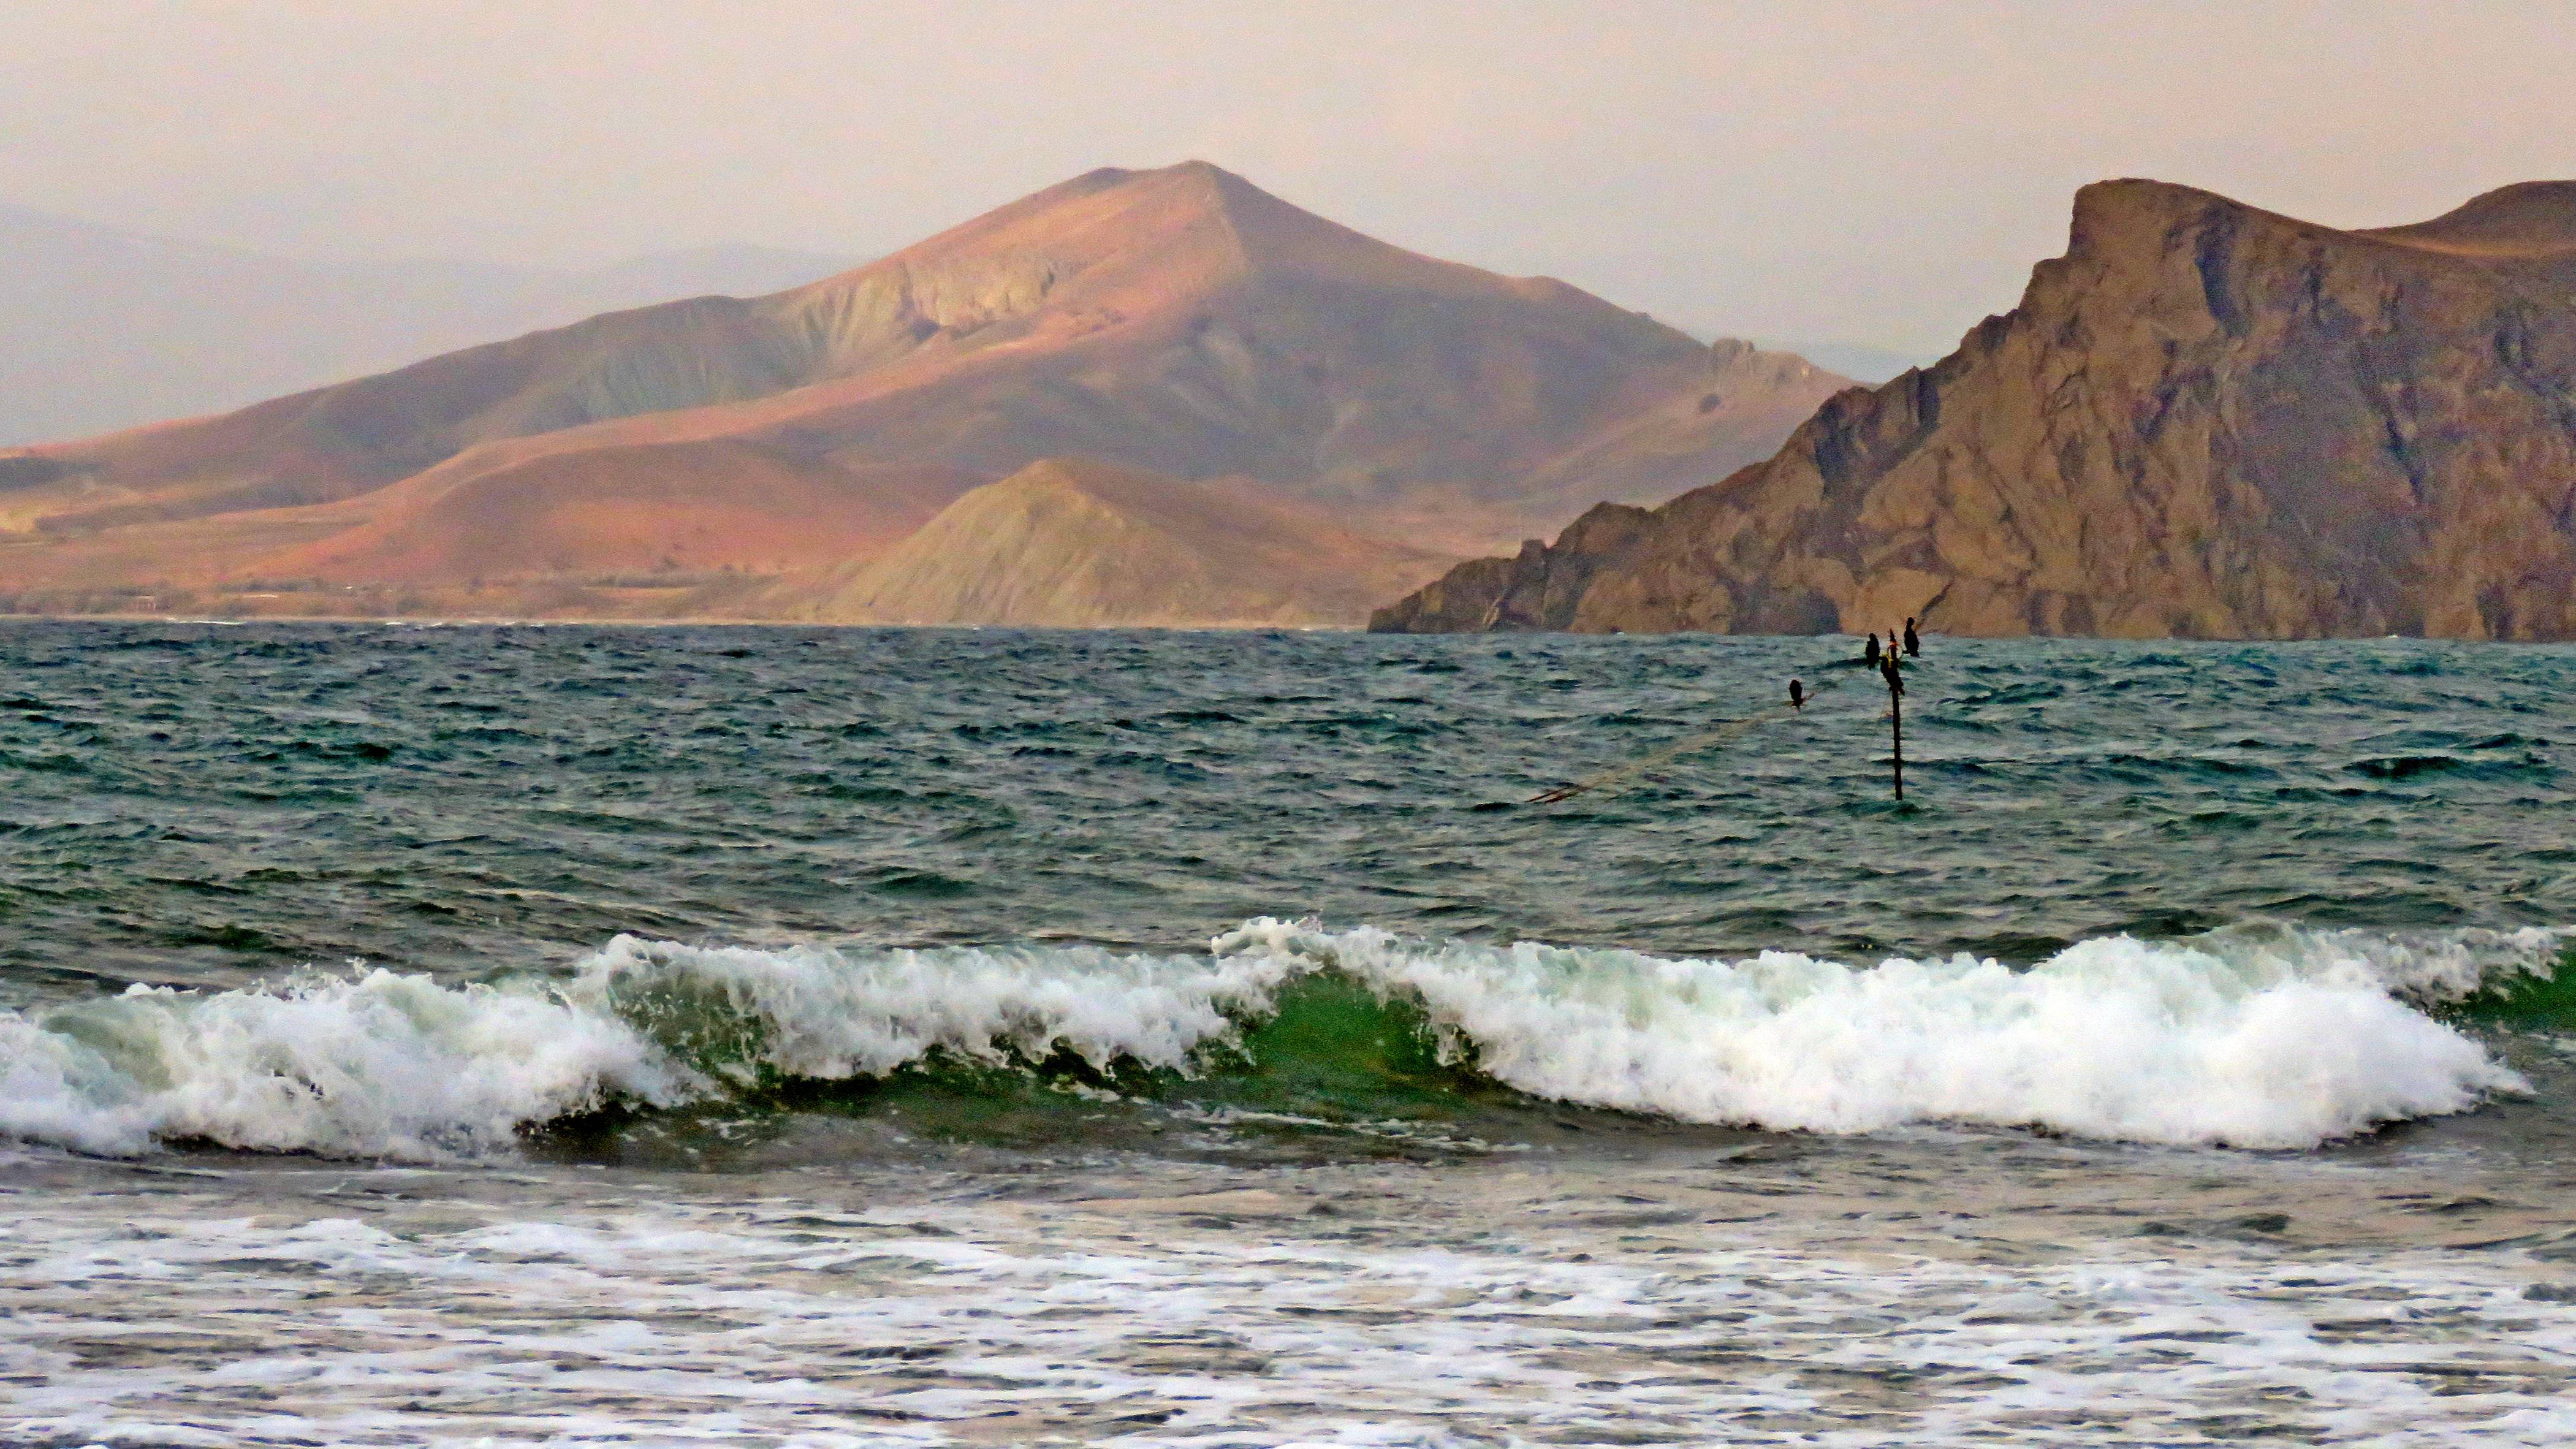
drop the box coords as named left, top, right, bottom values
left=1526, top=660, right=1901, bottom=806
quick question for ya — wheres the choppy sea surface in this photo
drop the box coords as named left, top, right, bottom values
left=4, top=620, right=2574, bottom=1446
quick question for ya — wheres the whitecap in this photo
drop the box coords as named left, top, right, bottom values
left=0, top=920, right=2552, bottom=1158
left=1215, top=919, right=2542, bottom=1149
left=0, top=969, right=684, bottom=1160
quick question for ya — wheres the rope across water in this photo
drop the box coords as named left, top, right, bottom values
left=1525, top=656, right=1909, bottom=806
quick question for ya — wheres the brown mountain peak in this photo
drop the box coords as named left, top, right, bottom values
left=2062, top=178, right=2297, bottom=262
left=767, top=454, right=1461, bottom=628
left=5, top=164, right=1848, bottom=622
left=2063, top=177, right=2576, bottom=265
left=2366, top=180, right=2576, bottom=257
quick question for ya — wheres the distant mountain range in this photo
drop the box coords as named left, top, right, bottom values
left=0, top=202, right=853, bottom=446
left=1377, top=179, right=2576, bottom=641
left=0, top=162, right=1845, bottom=625
left=35, top=165, right=2549, bottom=641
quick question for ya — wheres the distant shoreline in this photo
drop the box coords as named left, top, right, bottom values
left=0, top=611, right=1366, bottom=632
left=2, top=612, right=2562, bottom=644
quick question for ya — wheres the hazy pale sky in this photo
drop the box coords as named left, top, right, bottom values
left=6, top=1, right=2572, bottom=359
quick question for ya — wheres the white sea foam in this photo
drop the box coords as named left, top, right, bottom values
left=0, top=970, right=684, bottom=1159
left=563, top=934, right=1301, bottom=1082
left=2194, top=921, right=2567, bottom=1003
left=1215, top=919, right=2544, bottom=1149
left=0, top=921, right=2554, bottom=1158
left=0, top=940, right=1301, bottom=1161
left=10, top=1165, right=2576, bottom=1447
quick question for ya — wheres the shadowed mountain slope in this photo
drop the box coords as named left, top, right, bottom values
left=764, top=457, right=1459, bottom=628
left=2, top=163, right=1843, bottom=620
left=1375, top=179, right=2576, bottom=641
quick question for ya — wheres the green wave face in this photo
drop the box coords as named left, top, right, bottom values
left=1199, top=973, right=1476, bottom=1107
left=2445, top=943, right=2576, bottom=1030
left=539, top=970, right=1615, bottom=1168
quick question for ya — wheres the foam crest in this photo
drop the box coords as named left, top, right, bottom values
left=1216, top=919, right=2532, bottom=1148
left=0, top=920, right=2549, bottom=1158
left=0, top=939, right=1307, bottom=1158
left=561, top=933, right=1302, bottom=1081
left=0, top=970, right=684, bottom=1159
left=2192, top=922, right=2566, bottom=1003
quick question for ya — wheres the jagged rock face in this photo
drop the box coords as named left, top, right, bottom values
left=1377, top=179, right=2576, bottom=641
left=1369, top=503, right=1654, bottom=632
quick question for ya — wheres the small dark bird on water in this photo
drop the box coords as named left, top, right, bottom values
left=1904, top=617, right=1921, bottom=656
left=1863, top=633, right=1881, bottom=666
left=1788, top=677, right=1805, bottom=711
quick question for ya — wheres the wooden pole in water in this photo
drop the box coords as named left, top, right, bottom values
left=1887, top=667, right=1904, bottom=801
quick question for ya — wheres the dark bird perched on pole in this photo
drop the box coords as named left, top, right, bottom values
left=1863, top=633, right=1881, bottom=666
left=1788, top=677, right=1805, bottom=711
left=1904, top=617, right=1921, bottom=657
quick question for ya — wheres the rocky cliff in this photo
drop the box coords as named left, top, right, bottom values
left=1374, top=179, right=2576, bottom=640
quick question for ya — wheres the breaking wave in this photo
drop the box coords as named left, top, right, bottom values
left=1219, top=921, right=2553, bottom=1149
left=0, top=971, right=686, bottom=1160
left=1, top=921, right=2561, bottom=1160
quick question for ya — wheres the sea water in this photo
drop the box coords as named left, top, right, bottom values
left=2, top=622, right=2572, bottom=1445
